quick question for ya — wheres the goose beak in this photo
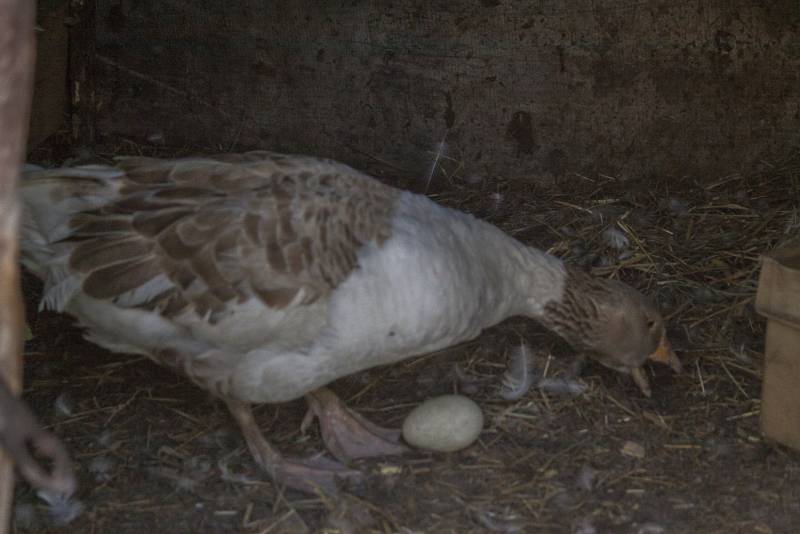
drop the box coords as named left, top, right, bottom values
left=629, top=367, right=650, bottom=397
left=647, top=335, right=682, bottom=374
left=630, top=335, right=682, bottom=398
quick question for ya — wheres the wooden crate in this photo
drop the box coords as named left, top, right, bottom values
left=755, top=245, right=800, bottom=451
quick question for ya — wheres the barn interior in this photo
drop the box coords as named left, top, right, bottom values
left=8, top=1, right=800, bottom=532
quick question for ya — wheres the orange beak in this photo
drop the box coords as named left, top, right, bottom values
left=647, top=335, right=682, bottom=374
left=631, top=367, right=652, bottom=398
left=631, top=335, right=682, bottom=398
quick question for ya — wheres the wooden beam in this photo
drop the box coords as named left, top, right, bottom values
left=0, top=0, right=37, bottom=532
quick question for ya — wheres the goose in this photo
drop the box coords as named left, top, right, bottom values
left=19, top=151, right=681, bottom=493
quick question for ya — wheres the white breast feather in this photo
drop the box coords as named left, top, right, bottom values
left=319, top=193, right=537, bottom=374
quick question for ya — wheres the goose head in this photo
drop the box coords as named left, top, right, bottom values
left=535, top=266, right=681, bottom=396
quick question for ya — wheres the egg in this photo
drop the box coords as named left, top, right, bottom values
left=402, top=394, right=484, bottom=452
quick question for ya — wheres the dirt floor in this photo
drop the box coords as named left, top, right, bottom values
left=12, top=137, right=800, bottom=533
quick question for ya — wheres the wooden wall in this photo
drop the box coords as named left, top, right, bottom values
left=92, top=1, right=800, bottom=184
left=28, top=0, right=69, bottom=151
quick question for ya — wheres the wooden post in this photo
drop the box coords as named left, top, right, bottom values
left=0, top=0, right=37, bottom=532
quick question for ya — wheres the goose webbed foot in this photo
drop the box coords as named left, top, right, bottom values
left=226, top=399, right=362, bottom=495
left=303, top=387, right=408, bottom=463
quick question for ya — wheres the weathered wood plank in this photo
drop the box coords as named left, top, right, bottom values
left=0, top=0, right=36, bottom=530
left=94, top=1, right=800, bottom=183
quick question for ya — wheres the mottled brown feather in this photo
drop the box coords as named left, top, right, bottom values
left=266, top=242, right=288, bottom=273
left=189, top=247, right=239, bottom=302
left=253, top=286, right=300, bottom=309
left=71, top=216, right=133, bottom=236
left=84, top=257, right=162, bottom=300
left=57, top=152, right=398, bottom=320
left=133, top=209, right=193, bottom=237
left=243, top=213, right=261, bottom=244
left=113, top=195, right=181, bottom=214
left=70, top=238, right=153, bottom=272
left=153, top=187, right=213, bottom=200
left=164, top=261, right=197, bottom=290
left=158, top=226, right=200, bottom=260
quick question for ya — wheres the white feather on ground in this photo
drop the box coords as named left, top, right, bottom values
left=36, top=490, right=83, bottom=525
left=537, top=377, right=587, bottom=396
left=601, top=226, right=630, bottom=251
left=500, top=344, right=537, bottom=401
left=452, top=363, right=479, bottom=395
left=500, top=344, right=588, bottom=400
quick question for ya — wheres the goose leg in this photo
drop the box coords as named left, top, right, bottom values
left=225, top=399, right=362, bottom=494
left=303, top=387, right=408, bottom=464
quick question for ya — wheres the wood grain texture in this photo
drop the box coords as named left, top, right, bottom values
left=0, top=0, right=36, bottom=531
left=93, top=1, right=800, bottom=184
left=756, top=246, right=800, bottom=452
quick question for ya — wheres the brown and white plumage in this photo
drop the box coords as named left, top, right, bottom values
left=20, top=151, right=679, bottom=493
left=25, top=153, right=394, bottom=317
left=22, top=153, right=399, bottom=398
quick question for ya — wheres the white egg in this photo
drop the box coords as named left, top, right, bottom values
left=402, top=394, right=484, bottom=452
